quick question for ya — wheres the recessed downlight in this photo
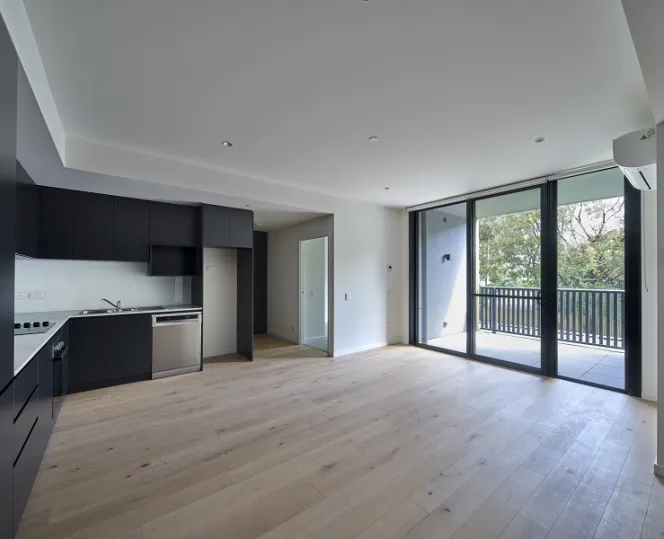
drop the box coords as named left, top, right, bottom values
left=384, top=187, right=390, bottom=191
left=368, top=136, right=380, bottom=143
left=222, top=141, right=234, bottom=148
left=533, top=137, right=545, bottom=144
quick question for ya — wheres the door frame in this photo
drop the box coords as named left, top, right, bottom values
left=409, top=174, right=642, bottom=397
left=298, top=235, right=330, bottom=353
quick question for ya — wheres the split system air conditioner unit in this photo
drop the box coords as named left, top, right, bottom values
left=613, top=128, right=657, bottom=190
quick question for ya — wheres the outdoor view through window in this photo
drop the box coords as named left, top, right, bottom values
left=418, top=168, right=625, bottom=390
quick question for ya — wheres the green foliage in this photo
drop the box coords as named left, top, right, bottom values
left=478, top=197, right=624, bottom=290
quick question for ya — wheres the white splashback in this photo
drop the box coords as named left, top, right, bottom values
left=15, top=258, right=191, bottom=313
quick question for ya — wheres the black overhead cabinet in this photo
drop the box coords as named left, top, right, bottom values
left=202, top=205, right=253, bottom=249
left=150, top=202, right=198, bottom=247
left=202, top=204, right=230, bottom=248
left=18, top=185, right=254, bottom=268
left=39, top=186, right=73, bottom=259
left=229, top=208, right=253, bottom=248
left=113, top=197, right=150, bottom=262
left=16, top=164, right=39, bottom=258
left=72, top=191, right=114, bottom=260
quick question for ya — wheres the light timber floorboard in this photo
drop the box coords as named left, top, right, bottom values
left=15, top=336, right=658, bottom=539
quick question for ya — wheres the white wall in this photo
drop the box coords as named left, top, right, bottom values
left=268, top=204, right=404, bottom=357
left=332, top=204, right=404, bottom=356
left=202, top=248, right=237, bottom=358
left=15, top=258, right=190, bottom=313
left=300, top=237, right=328, bottom=343
left=657, top=121, right=664, bottom=475
left=268, top=216, right=334, bottom=348
left=642, top=190, right=658, bottom=402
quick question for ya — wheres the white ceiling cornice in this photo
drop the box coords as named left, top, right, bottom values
left=621, top=0, right=664, bottom=123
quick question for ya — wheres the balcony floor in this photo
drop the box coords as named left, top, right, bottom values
left=427, top=331, right=624, bottom=390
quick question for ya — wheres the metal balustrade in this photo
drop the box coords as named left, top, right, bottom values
left=477, top=286, right=625, bottom=349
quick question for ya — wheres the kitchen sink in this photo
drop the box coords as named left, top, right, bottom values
left=77, top=306, right=167, bottom=315
left=77, top=308, right=118, bottom=315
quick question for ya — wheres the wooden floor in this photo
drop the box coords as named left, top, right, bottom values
left=17, top=335, right=662, bottom=539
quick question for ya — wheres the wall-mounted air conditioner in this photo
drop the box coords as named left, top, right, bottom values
left=613, top=128, right=657, bottom=190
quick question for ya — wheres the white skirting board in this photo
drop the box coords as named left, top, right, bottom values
left=655, top=461, right=664, bottom=478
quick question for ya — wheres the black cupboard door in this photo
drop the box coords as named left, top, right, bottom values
left=229, top=208, right=253, bottom=248
left=39, top=343, right=53, bottom=431
left=150, top=202, right=198, bottom=247
left=0, top=384, right=13, bottom=539
left=202, top=205, right=229, bottom=248
left=39, top=187, right=73, bottom=259
left=73, top=191, right=114, bottom=260
left=69, top=315, right=152, bottom=392
left=16, top=165, right=39, bottom=258
left=114, top=197, right=150, bottom=262
left=0, top=14, right=18, bottom=397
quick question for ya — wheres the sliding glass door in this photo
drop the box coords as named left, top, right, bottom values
left=556, top=169, right=626, bottom=390
left=417, top=203, right=468, bottom=354
left=411, top=167, right=641, bottom=396
left=473, top=188, right=543, bottom=370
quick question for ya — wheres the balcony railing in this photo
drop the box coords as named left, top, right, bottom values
left=478, top=286, right=625, bottom=349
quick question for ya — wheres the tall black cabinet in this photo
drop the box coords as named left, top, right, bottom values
left=201, top=206, right=255, bottom=361
left=0, top=14, right=18, bottom=539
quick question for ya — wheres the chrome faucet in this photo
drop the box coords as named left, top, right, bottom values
left=101, top=298, right=121, bottom=310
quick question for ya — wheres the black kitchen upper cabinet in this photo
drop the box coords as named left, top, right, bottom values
left=114, top=197, right=150, bottom=262
left=149, top=245, right=197, bottom=276
left=73, top=191, right=114, bottom=260
left=229, top=208, right=253, bottom=248
left=202, top=204, right=229, bottom=248
left=16, top=164, right=39, bottom=258
left=40, top=187, right=73, bottom=259
left=0, top=384, right=13, bottom=539
left=69, top=314, right=152, bottom=393
left=150, top=202, right=198, bottom=247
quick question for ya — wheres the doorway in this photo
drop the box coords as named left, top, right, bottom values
left=299, top=236, right=329, bottom=353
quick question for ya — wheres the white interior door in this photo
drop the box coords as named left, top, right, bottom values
left=299, top=237, right=329, bottom=352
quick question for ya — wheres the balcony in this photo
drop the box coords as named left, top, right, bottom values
left=429, top=286, right=626, bottom=390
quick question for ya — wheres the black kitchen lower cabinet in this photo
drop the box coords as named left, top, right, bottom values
left=69, top=314, right=152, bottom=393
left=0, top=383, right=13, bottom=539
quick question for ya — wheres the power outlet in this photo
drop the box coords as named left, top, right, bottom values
left=15, top=292, right=27, bottom=300
left=28, top=291, right=45, bottom=299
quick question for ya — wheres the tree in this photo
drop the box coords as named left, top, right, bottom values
left=478, top=197, right=624, bottom=290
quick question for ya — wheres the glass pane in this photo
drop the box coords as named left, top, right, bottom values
left=475, top=189, right=542, bottom=368
left=556, top=168, right=625, bottom=390
left=417, top=203, right=468, bottom=353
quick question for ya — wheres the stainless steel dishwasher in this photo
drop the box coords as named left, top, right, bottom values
left=152, top=312, right=202, bottom=379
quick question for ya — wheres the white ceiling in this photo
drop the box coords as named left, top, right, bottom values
left=13, top=0, right=656, bottom=209
left=16, top=65, right=324, bottom=231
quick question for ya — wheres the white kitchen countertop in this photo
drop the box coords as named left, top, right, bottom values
left=14, top=305, right=202, bottom=377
